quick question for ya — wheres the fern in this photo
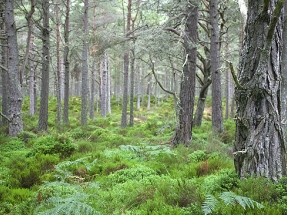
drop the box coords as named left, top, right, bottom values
left=35, top=192, right=100, bottom=215
left=202, top=191, right=264, bottom=215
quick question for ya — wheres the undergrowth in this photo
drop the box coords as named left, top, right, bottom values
left=0, top=96, right=284, bottom=214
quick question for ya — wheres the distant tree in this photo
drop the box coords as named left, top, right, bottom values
left=5, top=0, right=23, bottom=136
left=38, top=0, right=50, bottom=131
left=234, top=0, right=286, bottom=181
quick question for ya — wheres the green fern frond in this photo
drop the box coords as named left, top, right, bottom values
left=202, top=194, right=220, bottom=215
left=35, top=192, right=100, bottom=215
left=202, top=191, right=264, bottom=215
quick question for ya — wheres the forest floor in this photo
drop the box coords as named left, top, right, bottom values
left=0, top=96, right=286, bottom=214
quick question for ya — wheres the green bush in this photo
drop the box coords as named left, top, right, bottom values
left=28, top=134, right=76, bottom=157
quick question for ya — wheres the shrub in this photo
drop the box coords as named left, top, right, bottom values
left=28, top=134, right=76, bottom=157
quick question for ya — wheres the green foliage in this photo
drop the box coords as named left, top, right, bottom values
left=189, top=150, right=208, bottom=162
left=28, top=134, right=76, bottom=157
left=7, top=154, right=59, bottom=188
left=35, top=182, right=100, bottom=215
left=202, top=191, right=264, bottom=215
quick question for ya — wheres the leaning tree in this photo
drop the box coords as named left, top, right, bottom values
left=233, top=0, right=286, bottom=181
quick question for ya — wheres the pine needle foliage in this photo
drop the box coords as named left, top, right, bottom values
left=202, top=191, right=264, bottom=215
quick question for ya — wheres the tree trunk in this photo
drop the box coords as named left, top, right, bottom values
left=63, top=0, right=70, bottom=124
left=210, top=0, right=223, bottom=133
left=101, top=53, right=107, bottom=117
left=29, top=33, right=35, bottom=115
left=281, top=0, right=287, bottom=133
left=136, top=64, right=141, bottom=110
left=89, top=60, right=96, bottom=120
left=81, top=0, right=89, bottom=126
left=234, top=0, right=286, bottom=181
left=121, top=0, right=132, bottom=128
left=5, top=0, right=23, bottom=136
left=56, top=0, right=62, bottom=131
left=1, top=1, right=8, bottom=128
left=129, top=49, right=135, bottom=126
left=172, top=3, right=198, bottom=146
left=38, top=0, right=50, bottom=131
left=147, top=73, right=151, bottom=110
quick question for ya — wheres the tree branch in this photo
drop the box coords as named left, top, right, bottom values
left=0, top=112, right=11, bottom=122
left=0, top=64, right=8, bottom=72
left=163, top=27, right=181, bottom=37
left=227, top=61, right=244, bottom=90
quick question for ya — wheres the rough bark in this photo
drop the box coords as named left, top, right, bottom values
left=1, top=1, right=9, bottom=128
left=56, top=0, right=62, bottom=131
left=234, top=0, right=286, bottom=181
left=172, top=3, right=198, bottom=146
left=81, top=0, right=89, bottom=126
left=281, top=0, right=287, bottom=133
left=210, top=0, right=223, bottom=133
left=121, top=0, right=132, bottom=128
left=5, top=0, right=23, bottom=136
left=63, top=0, right=70, bottom=124
left=38, top=0, right=50, bottom=131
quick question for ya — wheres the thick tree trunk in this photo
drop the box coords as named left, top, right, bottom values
left=210, top=0, right=223, bottom=133
left=234, top=0, right=286, bottom=181
left=5, top=0, right=23, bottom=136
left=81, top=0, right=89, bottom=126
left=1, top=1, right=9, bottom=128
left=121, top=0, right=132, bottom=128
left=172, top=3, right=198, bottom=146
left=63, top=0, right=70, bottom=124
left=38, top=0, right=50, bottom=131
left=281, top=0, right=287, bottom=133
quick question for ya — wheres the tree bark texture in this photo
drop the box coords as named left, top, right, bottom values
left=281, top=0, right=287, bottom=133
left=129, top=49, right=135, bottom=126
left=89, top=60, right=96, bottom=120
left=101, top=53, right=107, bottom=117
left=5, top=0, right=23, bottom=136
left=81, top=0, right=89, bottom=126
left=1, top=1, right=9, bottom=128
left=172, top=3, right=198, bottom=146
left=121, top=0, right=132, bottom=128
left=63, top=0, right=70, bottom=124
left=234, top=0, right=286, bottom=181
left=38, top=0, right=50, bottom=131
left=29, top=33, right=35, bottom=115
left=210, top=0, right=223, bottom=133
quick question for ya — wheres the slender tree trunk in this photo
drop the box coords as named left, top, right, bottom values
left=107, top=58, right=111, bottom=114
left=234, top=0, right=286, bottom=181
left=129, top=49, right=135, bottom=125
left=90, top=60, right=96, bottom=120
left=29, top=33, right=35, bottom=115
left=81, top=0, right=89, bottom=126
left=147, top=73, right=151, bottom=110
left=63, top=0, right=70, bottom=124
left=172, top=3, right=198, bottom=146
left=225, top=34, right=230, bottom=120
left=5, top=0, right=23, bottom=136
left=56, top=0, right=62, bottom=131
left=38, top=0, right=50, bottom=131
left=136, top=65, right=141, bottom=109
left=210, top=0, right=223, bottom=133
left=101, top=53, right=107, bottom=117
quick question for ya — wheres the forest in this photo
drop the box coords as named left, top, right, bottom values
left=1, top=0, right=287, bottom=214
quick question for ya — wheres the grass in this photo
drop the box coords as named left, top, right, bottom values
left=0, top=96, right=285, bottom=214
